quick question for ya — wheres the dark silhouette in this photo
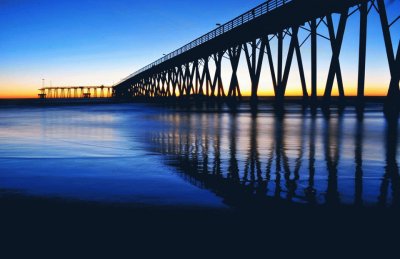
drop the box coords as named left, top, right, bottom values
left=38, top=86, right=113, bottom=99
left=113, top=0, right=399, bottom=107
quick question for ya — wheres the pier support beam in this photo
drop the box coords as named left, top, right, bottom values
left=244, top=39, right=266, bottom=102
left=194, top=60, right=201, bottom=95
left=276, top=27, right=299, bottom=102
left=228, top=45, right=242, bottom=97
left=357, top=2, right=368, bottom=101
left=311, top=19, right=317, bottom=101
left=201, top=57, right=213, bottom=97
left=211, top=51, right=225, bottom=97
left=277, top=32, right=283, bottom=93
left=324, top=11, right=348, bottom=102
left=167, top=69, right=172, bottom=97
left=294, top=28, right=308, bottom=99
left=187, top=61, right=197, bottom=96
left=227, top=45, right=242, bottom=98
left=265, top=37, right=278, bottom=96
left=377, top=0, right=400, bottom=102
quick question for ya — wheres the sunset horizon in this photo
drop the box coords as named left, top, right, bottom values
left=1, top=0, right=398, bottom=100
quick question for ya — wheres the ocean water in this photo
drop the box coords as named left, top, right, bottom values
left=0, top=103, right=399, bottom=209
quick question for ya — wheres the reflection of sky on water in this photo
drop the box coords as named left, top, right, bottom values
left=0, top=107, right=126, bottom=158
left=0, top=105, right=227, bottom=208
left=0, top=103, right=399, bottom=209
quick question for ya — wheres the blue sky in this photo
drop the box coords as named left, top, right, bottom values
left=0, top=0, right=399, bottom=97
left=0, top=0, right=262, bottom=97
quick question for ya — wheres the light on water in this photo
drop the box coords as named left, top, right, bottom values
left=0, top=103, right=399, bottom=209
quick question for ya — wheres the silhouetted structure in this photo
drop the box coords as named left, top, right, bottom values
left=38, top=86, right=113, bottom=99
left=114, top=0, right=399, bottom=104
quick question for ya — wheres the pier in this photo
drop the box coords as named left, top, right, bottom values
left=113, top=0, right=399, bottom=104
left=38, top=86, right=113, bottom=99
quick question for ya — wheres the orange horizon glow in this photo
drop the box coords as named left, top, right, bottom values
left=0, top=84, right=389, bottom=99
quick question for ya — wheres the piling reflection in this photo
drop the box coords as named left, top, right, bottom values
left=149, top=107, right=400, bottom=208
left=379, top=113, right=400, bottom=208
left=354, top=114, right=364, bottom=206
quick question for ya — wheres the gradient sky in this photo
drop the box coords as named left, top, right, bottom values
left=0, top=0, right=399, bottom=98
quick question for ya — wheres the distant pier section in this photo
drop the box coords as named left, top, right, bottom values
left=38, top=86, right=114, bottom=99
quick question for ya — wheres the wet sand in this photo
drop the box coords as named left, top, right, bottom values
left=1, top=191, right=399, bottom=257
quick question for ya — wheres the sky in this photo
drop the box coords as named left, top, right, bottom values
left=0, top=0, right=399, bottom=98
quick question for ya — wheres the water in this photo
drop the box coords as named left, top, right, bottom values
left=0, top=103, right=399, bottom=209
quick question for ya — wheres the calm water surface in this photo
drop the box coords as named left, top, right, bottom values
left=0, top=103, right=399, bottom=209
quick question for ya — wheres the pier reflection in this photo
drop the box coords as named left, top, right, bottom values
left=149, top=106, right=400, bottom=209
left=379, top=113, right=400, bottom=208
